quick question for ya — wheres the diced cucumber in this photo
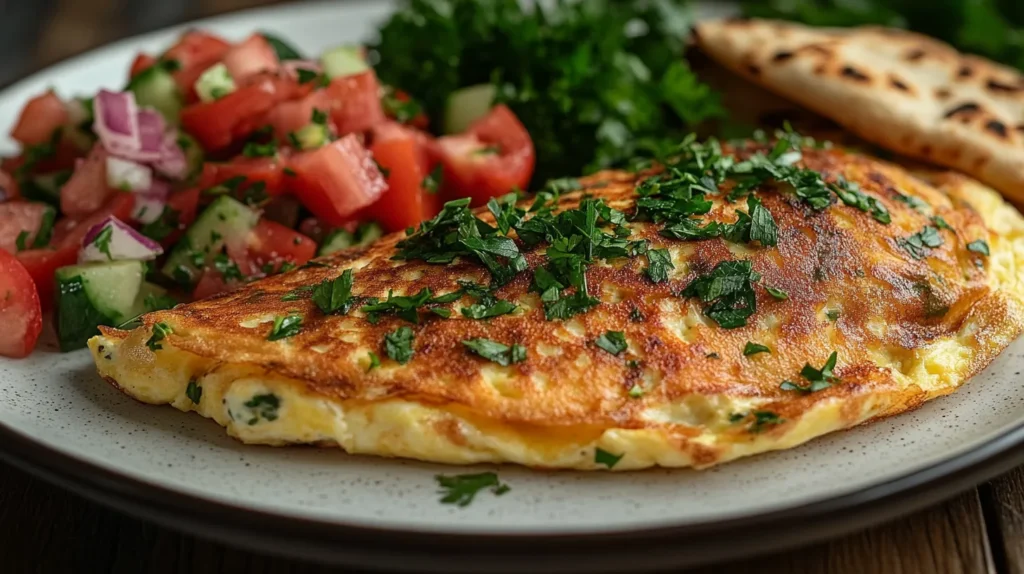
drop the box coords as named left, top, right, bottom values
left=20, top=170, right=71, bottom=207
left=161, top=196, right=259, bottom=288
left=318, top=222, right=383, bottom=256
left=292, top=123, right=330, bottom=150
left=55, top=261, right=146, bottom=351
left=176, top=132, right=205, bottom=182
left=195, top=63, right=237, bottom=103
left=127, top=63, right=183, bottom=125
left=444, top=84, right=495, bottom=134
left=320, top=46, right=368, bottom=79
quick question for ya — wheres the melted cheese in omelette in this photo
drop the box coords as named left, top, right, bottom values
left=89, top=145, right=1024, bottom=470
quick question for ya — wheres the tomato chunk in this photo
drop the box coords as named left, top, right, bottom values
left=221, top=34, right=279, bottom=82
left=60, top=144, right=115, bottom=218
left=0, top=202, right=54, bottom=254
left=288, top=135, right=387, bottom=226
left=436, top=104, right=535, bottom=206
left=265, top=89, right=335, bottom=142
left=325, top=71, right=386, bottom=136
left=0, top=170, right=20, bottom=201
left=129, top=53, right=158, bottom=79
left=235, top=219, right=316, bottom=276
left=180, top=75, right=292, bottom=151
left=163, top=31, right=232, bottom=99
left=11, top=91, right=68, bottom=146
left=0, top=250, right=43, bottom=358
left=156, top=187, right=201, bottom=247
left=192, top=270, right=241, bottom=301
left=365, top=122, right=436, bottom=233
left=200, top=156, right=286, bottom=197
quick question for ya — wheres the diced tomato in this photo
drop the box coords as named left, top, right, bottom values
left=129, top=53, right=158, bottom=79
left=233, top=219, right=316, bottom=276
left=0, top=202, right=53, bottom=254
left=200, top=156, right=286, bottom=196
left=325, top=71, right=386, bottom=136
left=2, top=139, right=82, bottom=178
left=221, top=34, right=279, bottom=82
left=385, top=89, right=430, bottom=130
left=180, top=74, right=295, bottom=151
left=298, top=216, right=329, bottom=243
left=60, top=145, right=114, bottom=218
left=52, top=193, right=135, bottom=249
left=163, top=31, right=232, bottom=100
left=436, top=105, right=535, bottom=206
left=0, top=250, right=42, bottom=358
left=288, top=135, right=387, bottom=226
left=0, top=170, right=20, bottom=201
left=159, top=187, right=201, bottom=247
left=192, top=270, right=241, bottom=300
left=265, top=89, right=335, bottom=142
left=364, top=122, right=436, bottom=233
left=11, top=91, right=69, bottom=147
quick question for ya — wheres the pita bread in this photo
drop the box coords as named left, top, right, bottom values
left=693, top=18, right=1024, bottom=205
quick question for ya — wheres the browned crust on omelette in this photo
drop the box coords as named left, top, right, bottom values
left=95, top=144, right=1024, bottom=468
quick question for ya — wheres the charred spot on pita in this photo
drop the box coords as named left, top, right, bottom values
left=935, top=88, right=951, bottom=100
left=985, top=120, right=1008, bottom=138
left=772, top=51, right=794, bottom=63
left=987, top=79, right=1021, bottom=94
left=747, top=64, right=762, bottom=76
left=942, top=102, right=980, bottom=119
left=889, top=76, right=910, bottom=92
left=904, top=48, right=926, bottom=62
left=840, top=66, right=870, bottom=82
left=957, top=65, right=974, bottom=78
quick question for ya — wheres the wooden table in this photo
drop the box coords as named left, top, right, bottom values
left=7, top=0, right=1024, bottom=572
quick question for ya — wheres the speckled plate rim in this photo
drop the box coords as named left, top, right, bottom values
left=2, top=413, right=1024, bottom=573
left=3, top=1, right=1024, bottom=571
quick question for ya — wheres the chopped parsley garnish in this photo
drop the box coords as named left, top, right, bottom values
left=242, top=140, right=277, bottom=158
left=595, top=448, right=625, bottom=469
left=144, top=292, right=177, bottom=312
left=681, top=260, right=761, bottom=329
left=384, top=326, right=415, bottom=364
left=645, top=248, right=674, bottom=283
left=825, top=309, right=841, bottom=321
left=462, top=338, right=527, bottom=366
left=394, top=198, right=527, bottom=287
left=595, top=331, right=628, bottom=356
left=185, top=379, right=202, bottom=404
left=421, top=164, right=443, bottom=195
left=93, top=225, right=114, bottom=260
left=765, top=286, right=789, bottom=300
left=311, top=108, right=329, bottom=126
left=743, top=342, right=771, bottom=356
left=831, top=177, right=891, bottom=224
left=628, top=384, right=644, bottom=398
left=749, top=411, right=784, bottom=433
left=312, top=269, right=355, bottom=315
left=243, top=393, right=280, bottom=424
left=380, top=85, right=423, bottom=124
left=461, top=298, right=517, bottom=320
left=361, top=288, right=453, bottom=323
left=894, top=192, right=929, bottom=212
left=140, top=207, right=180, bottom=242
left=267, top=314, right=303, bottom=341
left=898, top=226, right=943, bottom=259
left=283, top=167, right=297, bottom=177
left=281, top=285, right=316, bottom=301
left=146, top=322, right=172, bottom=352
left=780, top=351, right=839, bottom=394
left=367, top=351, right=381, bottom=372
left=967, top=239, right=990, bottom=256
left=15, top=231, right=28, bottom=252
left=932, top=216, right=953, bottom=231
left=436, top=472, right=510, bottom=507
left=212, top=254, right=245, bottom=282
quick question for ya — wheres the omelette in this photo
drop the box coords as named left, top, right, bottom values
left=89, top=139, right=1024, bottom=470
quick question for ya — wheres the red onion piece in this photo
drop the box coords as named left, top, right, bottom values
left=152, top=133, right=188, bottom=180
left=137, top=108, right=166, bottom=156
left=79, top=216, right=163, bottom=263
left=93, top=90, right=142, bottom=157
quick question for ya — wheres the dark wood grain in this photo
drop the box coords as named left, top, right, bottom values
left=981, top=467, right=1024, bottom=574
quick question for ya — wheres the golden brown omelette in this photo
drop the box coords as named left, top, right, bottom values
left=90, top=139, right=1024, bottom=470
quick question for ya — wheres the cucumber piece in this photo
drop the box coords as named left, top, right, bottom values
left=161, top=196, right=259, bottom=288
left=55, top=261, right=146, bottom=351
left=444, top=84, right=495, bottom=134
left=195, top=63, right=237, bottom=103
left=176, top=132, right=205, bottom=182
left=318, top=222, right=383, bottom=256
left=127, top=63, right=183, bottom=125
left=20, top=170, right=71, bottom=207
left=292, top=123, right=330, bottom=150
left=320, top=46, right=368, bottom=79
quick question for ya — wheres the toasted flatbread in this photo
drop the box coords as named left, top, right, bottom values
left=694, top=19, right=1024, bottom=205
left=90, top=142, right=1024, bottom=470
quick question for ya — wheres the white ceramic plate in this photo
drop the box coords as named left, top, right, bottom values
left=3, top=2, right=1024, bottom=572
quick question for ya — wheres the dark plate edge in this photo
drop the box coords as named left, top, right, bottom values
left=2, top=416, right=1024, bottom=573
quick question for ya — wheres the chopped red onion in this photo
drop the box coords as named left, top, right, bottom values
left=152, top=133, right=188, bottom=180
left=93, top=90, right=143, bottom=158
left=137, top=108, right=166, bottom=156
left=131, top=180, right=170, bottom=224
left=79, top=216, right=163, bottom=263
left=106, top=156, right=153, bottom=192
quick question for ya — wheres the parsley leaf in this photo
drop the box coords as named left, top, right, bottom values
left=765, top=286, right=789, bottom=300
left=93, top=225, right=113, bottom=260
left=645, top=248, right=674, bottom=283
left=461, top=298, right=517, bottom=320
left=743, top=342, right=771, bottom=356
left=367, top=351, right=381, bottom=372
left=681, top=260, right=761, bottom=329
left=361, top=288, right=437, bottom=323
left=243, top=394, right=280, bottom=424
left=780, top=351, right=839, bottom=394
left=312, top=269, right=355, bottom=315
left=967, top=239, right=990, bottom=256
left=268, top=314, right=303, bottom=341
left=436, top=472, right=510, bottom=507
left=15, top=231, right=28, bottom=252
left=146, top=322, right=172, bottom=352
left=462, top=338, right=527, bottom=366
left=932, top=215, right=953, bottom=231
left=384, top=326, right=415, bottom=364
left=898, top=226, right=943, bottom=259
left=242, top=140, right=277, bottom=158
left=185, top=379, right=202, bottom=404
left=831, top=177, right=890, bottom=224
left=749, top=411, right=784, bottom=433
left=422, top=164, right=443, bottom=195
left=595, top=448, right=624, bottom=469
left=595, top=331, right=628, bottom=356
